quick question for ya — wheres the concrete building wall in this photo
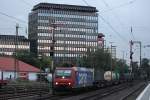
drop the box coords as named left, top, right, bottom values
left=3, top=71, right=15, bottom=80
left=0, top=71, right=38, bottom=81
left=28, top=72, right=38, bottom=81
left=0, top=71, right=15, bottom=80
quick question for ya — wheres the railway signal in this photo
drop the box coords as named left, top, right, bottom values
left=130, top=52, right=134, bottom=59
left=49, top=19, right=64, bottom=94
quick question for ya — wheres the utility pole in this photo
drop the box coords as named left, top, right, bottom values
left=132, top=41, right=142, bottom=68
left=14, top=24, right=19, bottom=79
left=110, top=44, right=112, bottom=81
left=130, top=40, right=133, bottom=77
left=49, top=19, right=64, bottom=94
left=140, top=42, right=142, bottom=68
left=49, top=22, right=55, bottom=94
left=109, top=42, right=114, bottom=81
left=38, top=54, right=42, bottom=97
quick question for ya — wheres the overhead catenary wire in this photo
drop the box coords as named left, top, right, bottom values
left=101, top=0, right=137, bottom=41
left=82, top=0, right=90, bottom=6
left=0, top=0, right=30, bottom=35
left=0, top=11, right=28, bottom=36
left=0, top=11, right=27, bottom=24
left=100, top=0, right=125, bottom=28
left=81, top=0, right=128, bottom=44
left=18, top=0, right=32, bottom=7
left=101, top=0, right=138, bottom=13
left=100, top=0, right=128, bottom=39
left=99, top=15, right=128, bottom=43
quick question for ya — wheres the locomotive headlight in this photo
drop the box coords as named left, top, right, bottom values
left=55, top=82, right=58, bottom=85
left=68, top=82, right=71, bottom=85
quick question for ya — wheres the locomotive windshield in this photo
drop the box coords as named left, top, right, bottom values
left=55, top=70, right=72, bottom=77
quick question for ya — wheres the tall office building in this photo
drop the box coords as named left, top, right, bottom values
left=29, top=3, right=98, bottom=63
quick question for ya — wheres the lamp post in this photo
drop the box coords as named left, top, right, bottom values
left=38, top=54, right=42, bottom=97
left=14, top=24, right=19, bottom=79
left=109, top=42, right=113, bottom=81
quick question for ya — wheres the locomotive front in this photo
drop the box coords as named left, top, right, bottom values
left=54, top=68, right=74, bottom=90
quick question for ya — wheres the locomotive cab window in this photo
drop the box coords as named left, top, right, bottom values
left=55, top=70, right=72, bottom=78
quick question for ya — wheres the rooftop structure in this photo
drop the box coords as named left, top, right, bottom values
left=0, top=57, right=40, bottom=72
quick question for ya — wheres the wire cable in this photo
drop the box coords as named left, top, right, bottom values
left=18, top=0, right=32, bottom=7
left=81, top=0, right=128, bottom=44
left=101, top=0, right=133, bottom=41
left=101, top=0, right=125, bottom=27
left=101, top=0, right=138, bottom=13
left=99, top=15, right=128, bottom=43
left=82, top=0, right=90, bottom=6
left=0, top=11, right=27, bottom=24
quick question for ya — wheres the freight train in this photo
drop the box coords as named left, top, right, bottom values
left=53, top=67, right=132, bottom=91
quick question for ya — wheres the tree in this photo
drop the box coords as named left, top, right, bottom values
left=40, top=56, right=52, bottom=70
left=141, top=58, right=150, bottom=79
left=78, top=48, right=111, bottom=71
left=132, top=61, right=140, bottom=79
left=92, top=49, right=111, bottom=71
left=77, top=48, right=129, bottom=76
left=115, top=59, right=129, bottom=74
left=14, top=51, right=51, bottom=71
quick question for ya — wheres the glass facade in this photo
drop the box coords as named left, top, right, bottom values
left=29, top=3, right=98, bottom=63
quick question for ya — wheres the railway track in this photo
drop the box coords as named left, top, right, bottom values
left=0, top=84, right=50, bottom=100
left=0, top=91, right=49, bottom=100
left=64, top=82, right=144, bottom=100
left=0, top=83, right=73, bottom=100
left=58, top=82, right=132, bottom=100
left=0, top=81, right=144, bottom=100
left=120, top=83, right=147, bottom=100
left=79, top=84, right=129, bottom=100
left=36, top=94, right=69, bottom=100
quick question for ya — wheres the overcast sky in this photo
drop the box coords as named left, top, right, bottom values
left=0, top=0, right=150, bottom=64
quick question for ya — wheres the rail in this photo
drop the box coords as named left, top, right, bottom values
left=0, top=84, right=49, bottom=100
left=120, top=83, right=146, bottom=100
left=80, top=84, right=129, bottom=100
left=136, top=83, right=150, bottom=100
